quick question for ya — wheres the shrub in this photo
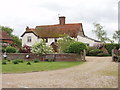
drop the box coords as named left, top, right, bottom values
left=19, top=45, right=31, bottom=53
left=2, top=48, right=5, bottom=53
left=58, top=35, right=75, bottom=53
left=12, top=60, right=19, bottom=64
left=6, top=46, right=17, bottom=53
left=18, top=60, right=24, bottom=63
left=26, top=62, right=31, bottom=65
left=88, top=49, right=103, bottom=56
left=105, top=43, right=120, bottom=55
left=32, top=40, right=53, bottom=55
left=86, top=46, right=96, bottom=55
left=7, top=60, right=11, bottom=62
left=68, top=42, right=87, bottom=54
left=2, top=61, right=7, bottom=65
left=97, top=53, right=109, bottom=56
left=33, top=59, right=40, bottom=63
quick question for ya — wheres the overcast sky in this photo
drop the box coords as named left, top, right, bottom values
left=0, top=0, right=119, bottom=41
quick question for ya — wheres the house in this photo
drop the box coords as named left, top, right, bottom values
left=21, top=16, right=100, bottom=47
left=0, top=30, right=13, bottom=46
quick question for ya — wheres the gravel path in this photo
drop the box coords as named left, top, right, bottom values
left=2, top=57, right=118, bottom=88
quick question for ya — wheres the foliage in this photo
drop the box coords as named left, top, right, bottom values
left=12, top=60, right=19, bottom=64
left=2, top=61, right=7, bottom=65
left=19, top=45, right=31, bottom=53
left=26, top=62, right=31, bottom=65
left=15, top=59, right=24, bottom=63
left=58, top=35, right=75, bottom=53
left=32, top=40, right=53, bottom=55
left=0, top=26, right=13, bottom=36
left=97, top=53, right=109, bottom=56
left=0, top=26, right=22, bottom=48
left=7, top=60, right=11, bottom=62
left=93, top=23, right=110, bottom=43
left=33, top=59, right=40, bottom=63
left=86, top=46, right=96, bottom=55
left=6, top=46, right=17, bottom=53
left=114, top=50, right=120, bottom=56
left=113, top=30, right=120, bottom=43
left=87, top=48, right=103, bottom=56
left=1, top=48, right=6, bottom=53
left=105, top=43, right=120, bottom=55
left=11, top=35, right=22, bottom=48
left=68, top=42, right=87, bottom=54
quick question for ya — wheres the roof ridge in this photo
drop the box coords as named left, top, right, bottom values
left=36, top=23, right=82, bottom=27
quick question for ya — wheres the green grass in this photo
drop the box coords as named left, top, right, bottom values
left=2, top=61, right=83, bottom=73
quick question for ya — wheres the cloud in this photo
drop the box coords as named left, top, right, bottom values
left=0, top=0, right=119, bottom=41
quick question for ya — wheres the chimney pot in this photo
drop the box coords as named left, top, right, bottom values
left=26, top=26, right=29, bottom=31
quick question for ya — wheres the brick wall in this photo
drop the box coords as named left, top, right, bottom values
left=1, top=53, right=83, bottom=61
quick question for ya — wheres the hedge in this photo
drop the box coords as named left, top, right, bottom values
left=67, top=42, right=87, bottom=54
left=105, top=43, right=120, bottom=55
left=6, top=46, right=17, bottom=53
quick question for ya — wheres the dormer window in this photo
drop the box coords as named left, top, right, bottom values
left=27, top=36, right=32, bottom=42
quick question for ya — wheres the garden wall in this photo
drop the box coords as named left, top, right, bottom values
left=1, top=53, right=83, bottom=61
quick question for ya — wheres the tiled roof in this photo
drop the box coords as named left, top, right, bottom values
left=21, top=23, right=85, bottom=38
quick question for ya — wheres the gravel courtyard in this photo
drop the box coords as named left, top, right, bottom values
left=2, top=57, right=118, bottom=88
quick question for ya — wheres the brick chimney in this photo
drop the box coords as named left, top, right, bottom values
left=59, top=16, right=66, bottom=25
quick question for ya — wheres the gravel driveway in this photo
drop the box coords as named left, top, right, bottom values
left=2, top=56, right=118, bottom=88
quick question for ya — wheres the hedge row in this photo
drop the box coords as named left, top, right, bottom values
left=105, top=43, right=120, bottom=55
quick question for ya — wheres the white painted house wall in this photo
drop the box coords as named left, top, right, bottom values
left=77, top=35, right=96, bottom=46
left=22, top=33, right=56, bottom=46
left=46, top=38, right=55, bottom=45
left=22, top=33, right=97, bottom=47
left=22, top=33, right=38, bottom=46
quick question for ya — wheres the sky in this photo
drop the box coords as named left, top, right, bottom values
left=0, top=0, right=119, bottom=41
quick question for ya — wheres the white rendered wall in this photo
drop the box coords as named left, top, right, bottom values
left=22, top=33, right=38, bottom=46
left=46, top=38, right=55, bottom=45
left=77, top=35, right=97, bottom=46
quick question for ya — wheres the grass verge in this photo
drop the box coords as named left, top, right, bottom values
left=2, top=61, right=84, bottom=73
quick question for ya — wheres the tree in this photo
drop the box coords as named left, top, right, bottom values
left=11, top=35, right=22, bottom=48
left=57, top=35, right=75, bottom=53
left=93, top=23, right=109, bottom=43
left=0, top=26, right=22, bottom=48
left=113, top=30, right=120, bottom=44
left=0, top=26, right=13, bottom=36
left=32, top=40, right=53, bottom=55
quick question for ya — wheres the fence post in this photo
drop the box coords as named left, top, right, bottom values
left=112, top=49, right=114, bottom=61
left=83, top=49, right=86, bottom=61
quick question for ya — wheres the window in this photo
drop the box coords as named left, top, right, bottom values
left=45, top=38, right=48, bottom=43
left=42, top=38, right=48, bottom=43
left=86, top=43, right=89, bottom=46
left=27, top=36, right=32, bottom=42
left=54, top=38, right=58, bottom=42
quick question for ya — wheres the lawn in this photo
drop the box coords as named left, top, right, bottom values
left=2, top=60, right=83, bottom=73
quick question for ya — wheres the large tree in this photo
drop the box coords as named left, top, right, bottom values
left=0, top=26, right=13, bottom=36
left=0, top=26, right=22, bottom=48
left=93, top=23, right=111, bottom=43
left=113, top=30, right=120, bottom=44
